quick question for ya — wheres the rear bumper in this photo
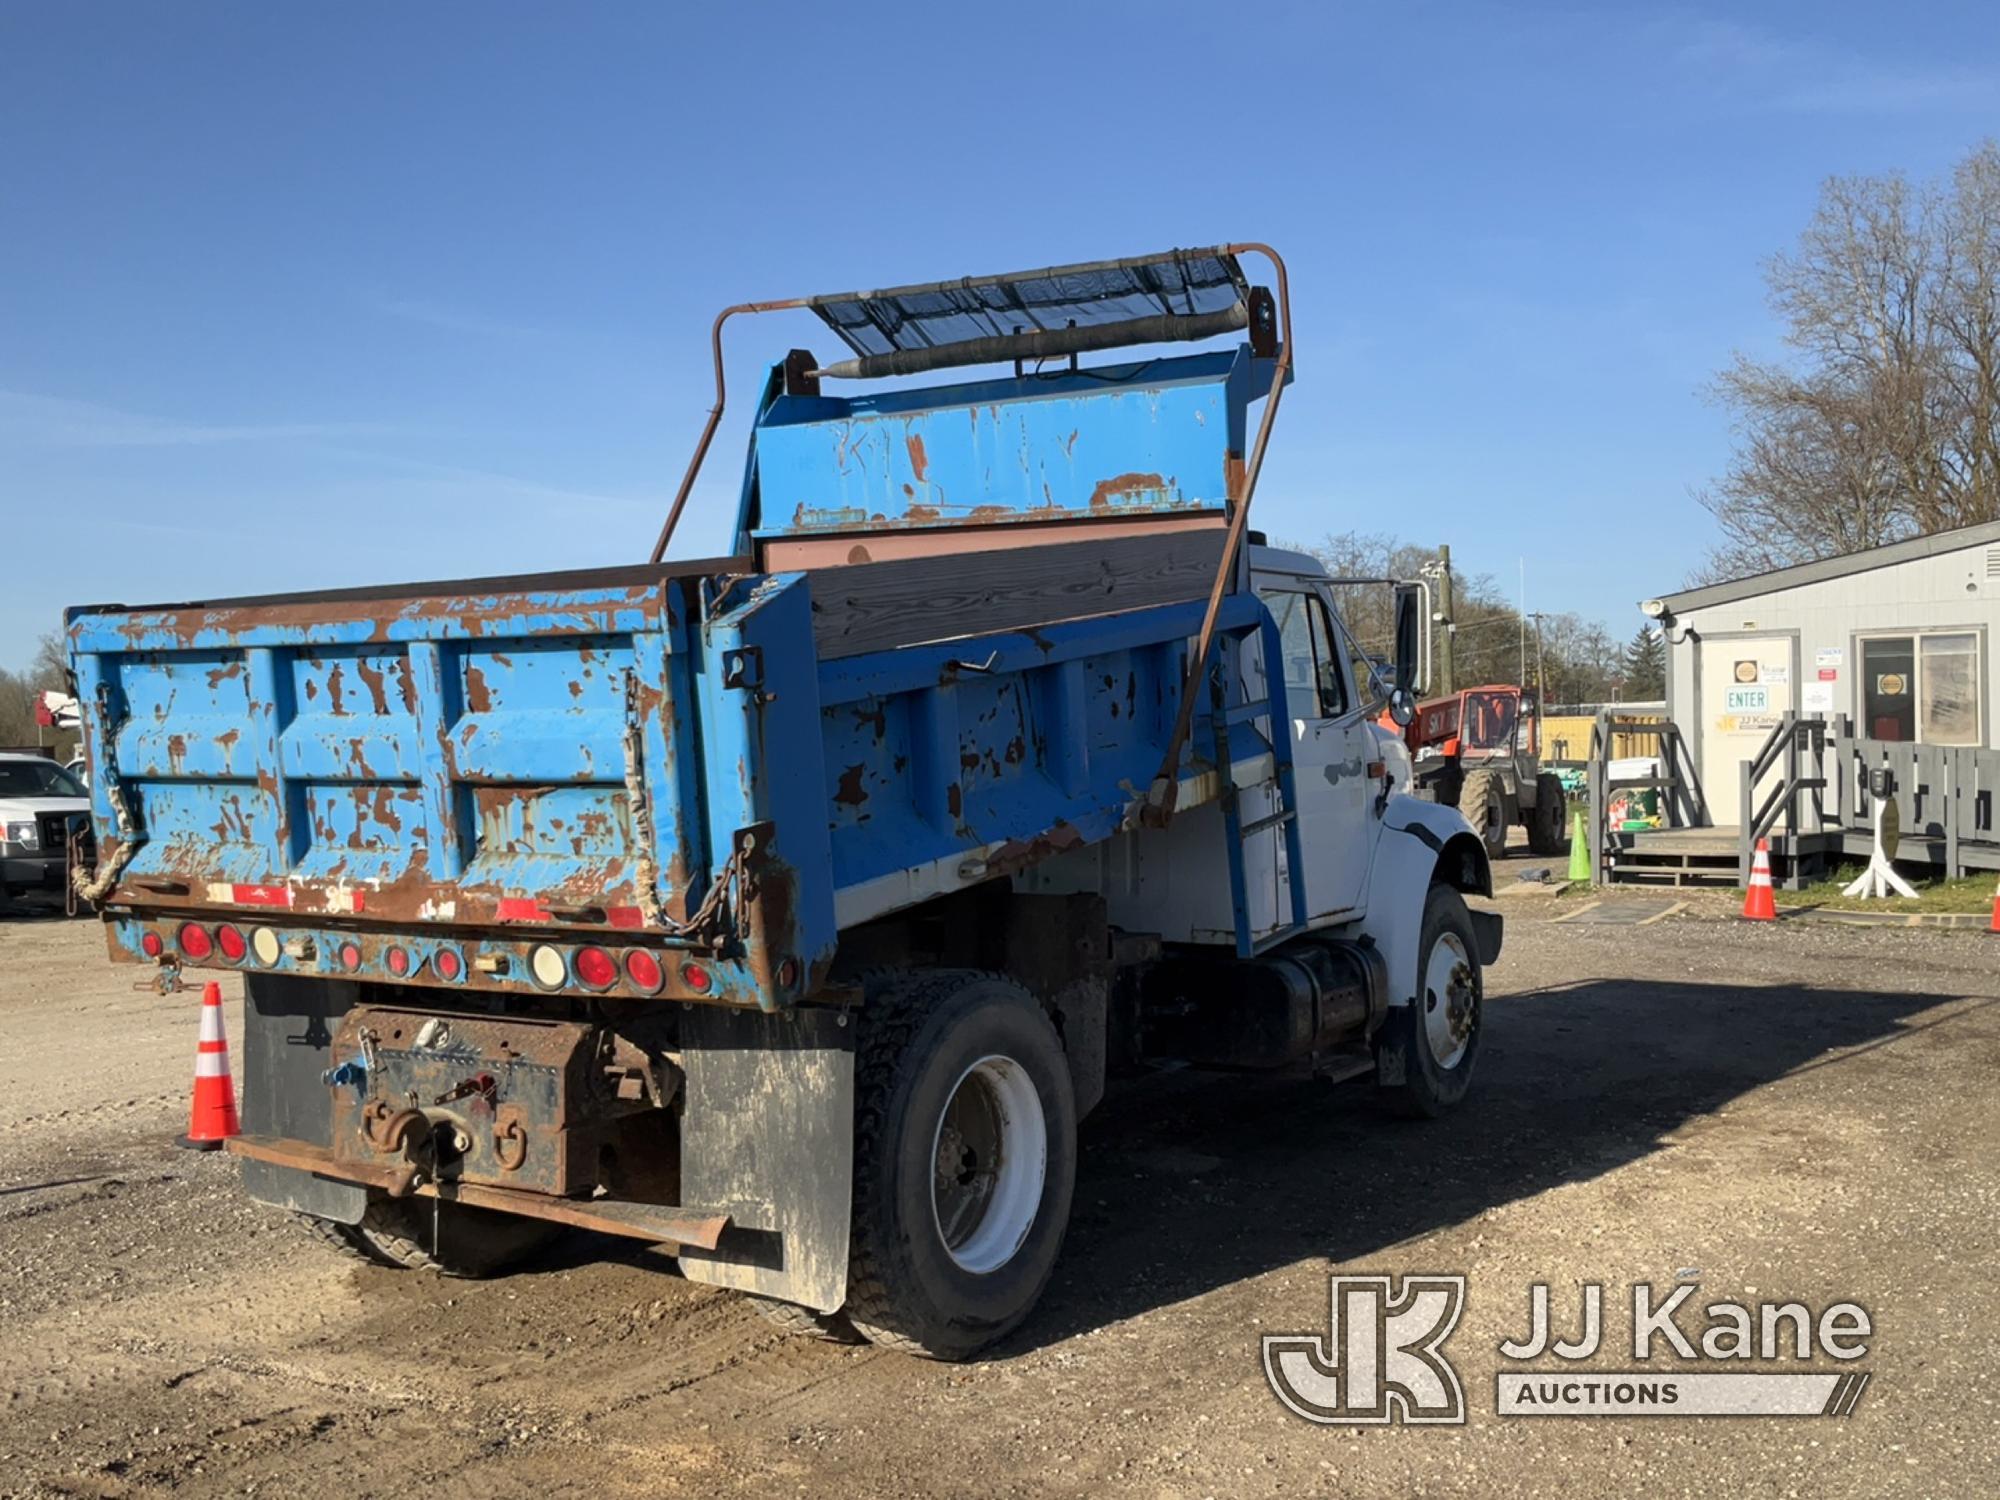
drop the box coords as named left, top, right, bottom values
left=226, top=1134, right=731, bottom=1248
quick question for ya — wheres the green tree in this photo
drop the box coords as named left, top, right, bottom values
left=1622, top=624, right=1666, bottom=701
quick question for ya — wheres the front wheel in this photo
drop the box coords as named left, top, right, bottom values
left=844, top=970, right=1078, bottom=1360
left=1379, top=884, right=1484, bottom=1118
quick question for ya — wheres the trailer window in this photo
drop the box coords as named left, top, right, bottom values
left=1859, top=632, right=1981, bottom=745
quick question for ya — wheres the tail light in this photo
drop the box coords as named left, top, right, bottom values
left=573, top=946, right=617, bottom=991
left=434, top=947, right=464, bottom=982
left=177, top=923, right=213, bottom=960
left=250, top=927, right=281, bottom=966
left=385, top=946, right=412, bottom=978
left=623, top=948, right=665, bottom=994
left=338, top=940, right=363, bottom=972
left=680, top=959, right=714, bottom=995
left=216, top=925, right=247, bottom=963
left=140, top=930, right=164, bottom=958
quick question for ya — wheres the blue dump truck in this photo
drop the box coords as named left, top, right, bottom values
left=66, top=246, right=1498, bottom=1358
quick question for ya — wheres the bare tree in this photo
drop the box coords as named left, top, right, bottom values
left=1293, top=532, right=1627, bottom=702
left=1696, top=141, right=2000, bottom=582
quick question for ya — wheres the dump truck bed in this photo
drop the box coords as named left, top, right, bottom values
left=67, top=543, right=1256, bottom=1010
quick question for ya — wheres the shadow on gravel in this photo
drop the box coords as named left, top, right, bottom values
left=996, top=975, right=1953, bottom=1356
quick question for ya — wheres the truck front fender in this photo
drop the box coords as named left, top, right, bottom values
left=1357, top=794, right=1497, bottom=1012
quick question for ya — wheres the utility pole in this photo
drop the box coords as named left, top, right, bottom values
left=1528, top=611, right=1549, bottom=707
left=1425, top=544, right=1456, bottom=695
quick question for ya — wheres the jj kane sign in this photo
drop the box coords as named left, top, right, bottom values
left=1265, top=1276, right=1871, bottom=1424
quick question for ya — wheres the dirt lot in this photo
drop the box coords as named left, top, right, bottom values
left=2, top=886, right=1997, bottom=1499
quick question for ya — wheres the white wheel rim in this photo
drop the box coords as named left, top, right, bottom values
left=1421, top=932, right=1475, bottom=1071
left=930, top=1054, right=1047, bottom=1275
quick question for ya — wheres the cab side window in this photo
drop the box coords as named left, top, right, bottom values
left=1258, top=587, right=1348, bottom=719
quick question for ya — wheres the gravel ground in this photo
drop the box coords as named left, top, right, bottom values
left=1, top=887, right=1996, bottom=1499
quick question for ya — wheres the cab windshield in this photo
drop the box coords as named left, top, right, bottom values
left=1460, top=690, right=1519, bottom=751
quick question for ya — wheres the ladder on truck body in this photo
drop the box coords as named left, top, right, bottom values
left=1206, top=610, right=1310, bottom=957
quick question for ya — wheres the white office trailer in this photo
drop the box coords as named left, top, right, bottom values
left=1627, top=519, right=2000, bottom=884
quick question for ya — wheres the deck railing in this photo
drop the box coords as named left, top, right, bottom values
left=1736, top=714, right=1828, bottom=887
left=1586, top=714, right=1709, bottom=885
left=1827, top=720, right=2000, bottom=878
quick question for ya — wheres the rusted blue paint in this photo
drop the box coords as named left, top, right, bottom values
left=740, top=349, right=1274, bottom=543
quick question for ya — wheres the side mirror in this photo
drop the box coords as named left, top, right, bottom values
left=1520, top=695, right=1538, bottom=717
left=1388, top=687, right=1416, bottom=728
left=1392, top=582, right=1423, bottom=698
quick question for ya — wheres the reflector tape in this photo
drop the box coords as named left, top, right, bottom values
left=607, top=906, right=644, bottom=930
left=497, top=898, right=550, bottom=922
left=195, top=1051, right=232, bottom=1078
left=231, top=884, right=293, bottom=908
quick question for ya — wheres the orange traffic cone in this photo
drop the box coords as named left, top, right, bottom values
left=1741, top=838, right=1777, bottom=922
left=181, top=981, right=240, bottom=1150
left=1988, top=879, right=2000, bottom=934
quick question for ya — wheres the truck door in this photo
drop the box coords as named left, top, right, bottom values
left=1255, top=580, right=1377, bottom=921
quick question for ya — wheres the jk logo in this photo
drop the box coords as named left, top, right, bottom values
left=1263, top=1275, right=1467, bottom=1425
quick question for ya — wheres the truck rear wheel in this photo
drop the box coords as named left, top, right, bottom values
left=296, top=1195, right=559, bottom=1278
left=1379, top=884, right=1483, bottom=1119
left=1526, top=771, right=1568, bottom=855
left=1457, top=768, right=1507, bottom=858
left=845, top=970, right=1077, bottom=1360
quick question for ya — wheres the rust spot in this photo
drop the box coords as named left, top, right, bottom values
left=325, top=662, right=348, bottom=716
left=902, top=483, right=915, bottom=498
left=947, top=783, right=962, bottom=819
left=904, top=504, right=941, bottom=525
left=852, top=701, right=887, bottom=741
left=355, top=658, right=390, bottom=716
left=834, top=763, right=869, bottom=808
left=1004, top=736, right=1025, bottom=765
left=204, top=661, right=243, bottom=690
left=982, top=820, right=1086, bottom=880
left=465, top=664, right=492, bottom=715
left=906, top=433, right=928, bottom=483
left=304, top=678, right=319, bottom=703
left=166, top=734, right=187, bottom=775
left=1088, top=472, right=1172, bottom=511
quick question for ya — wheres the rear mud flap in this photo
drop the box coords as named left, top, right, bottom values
left=674, top=1005, right=855, bottom=1314
left=1469, top=909, right=1503, bottom=966
left=239, top=973, right=368, bottom=1224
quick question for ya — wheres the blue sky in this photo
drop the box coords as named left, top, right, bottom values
left=3, top=1, right=1997, bottom=670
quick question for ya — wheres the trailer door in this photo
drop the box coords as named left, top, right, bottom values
left=1697, top=634, right=1794, bottom=826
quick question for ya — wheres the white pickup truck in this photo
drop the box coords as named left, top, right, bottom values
left=0, top=751, right=90, bottom=907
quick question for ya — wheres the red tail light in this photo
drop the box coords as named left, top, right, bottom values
left=680, top=959, right=714, bottom=995
left=385, top=946, right=411, bottom=977
left=338, top=940, right=363, bottom=972
left=624, top=948, right=664, bottom=994
left=216, top=925, right=247, bottom=963
left=574, top=946, right=617, bottom=991
left=177, top=923, right=213, bottom=960
left=434, top=947, right=464, bottom=982
left=140, top=930, right=164, bottom=958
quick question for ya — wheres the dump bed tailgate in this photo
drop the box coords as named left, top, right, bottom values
left=67, top=567, right=736, bottom=937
